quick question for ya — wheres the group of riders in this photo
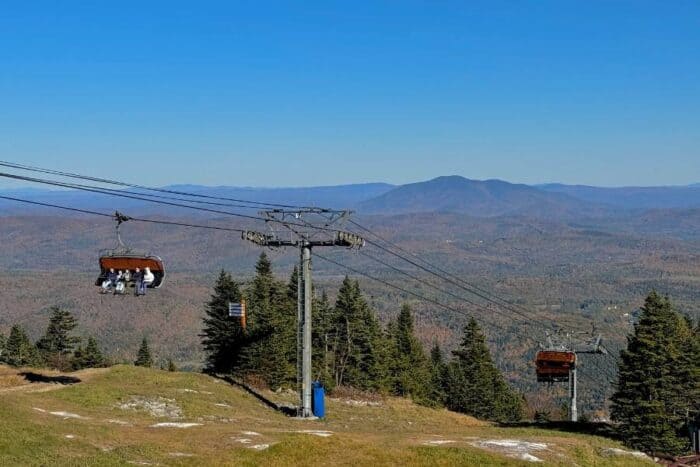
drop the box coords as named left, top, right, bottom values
left=100, top=267, right=154, bottom=296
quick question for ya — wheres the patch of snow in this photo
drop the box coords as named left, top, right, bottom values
left=150, top=422, right=202, bottom=428
left=168, top=453, right=194, bottom=458
left=118, top=396, right=182, bottom=419
left=105, top=419, right=132, bottom=426
left=178, top=389, right=198, bottom=393
left=600, top=448, right=650, bottom=460
left=33, top=407, right=47, bottom=413
left=423, top=440, right=456, bottom=446
left=519, top=453, right=543, bottom=462
left=248, top=444, right=271, bottom=450
left=330, top=398, right=382, bottom=407
left=296, top=430, right=333, bottom=437
left=232, top=438, right=252, bottom=444
left=50, top=411, right=88, bottom=420
left=65, top=435, right=76, bottom=439
left=469, top=439, right=548, bottom=463
left=214, top=403, right=232, bottom=408
left=242, top=431, right=261, bottom=436
left=246, top=444, right=270, bottom=451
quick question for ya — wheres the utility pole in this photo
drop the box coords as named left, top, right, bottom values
left=242, top=209, right=364, bottom=418
left=300, top=239, right=313, bottom=416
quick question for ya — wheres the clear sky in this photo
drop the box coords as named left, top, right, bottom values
left=1, top=1, right=698, bottom=188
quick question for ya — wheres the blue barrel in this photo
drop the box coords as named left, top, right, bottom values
left=312, top=381, right=325, bottom=418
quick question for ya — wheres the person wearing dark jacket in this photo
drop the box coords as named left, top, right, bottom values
left=133, top=268, right=144, bottom=296
left=102, top=268, right=117, bottom=293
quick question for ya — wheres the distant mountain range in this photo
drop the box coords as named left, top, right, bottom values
left=2, top=176, right=700, bottom=219
left=358, top=176, right=608, bottom=218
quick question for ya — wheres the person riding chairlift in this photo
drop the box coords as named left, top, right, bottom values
left=115, top=270, right=126, bottom=295
left=133, top=268, right=144, bottom=296
left=101, top=268, right=118, bottom=293
left=142, top=267, right=155, bottom=293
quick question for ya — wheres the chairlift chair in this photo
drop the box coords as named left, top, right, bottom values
left=94, top=212, right=166, bottom=289
left=535, top=350, right=576, bottom=383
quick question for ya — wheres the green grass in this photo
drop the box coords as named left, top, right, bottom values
left=0, top=365, right=651, bottom=466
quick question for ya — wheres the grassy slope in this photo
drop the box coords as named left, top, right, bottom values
left=0, top=365, right=650, bottom=466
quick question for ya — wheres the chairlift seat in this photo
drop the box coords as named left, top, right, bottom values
left=95, top=251, right=165, bottom=288
left=535, top=350, right=576, bottom=383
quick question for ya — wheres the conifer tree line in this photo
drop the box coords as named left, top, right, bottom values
left=201, top=253, right=523, bottom=422
left=0, top=307, right=105, bottom=370
left=611, top=291, right=700, bottom=455
left=0, top=307, right=157, bottom=371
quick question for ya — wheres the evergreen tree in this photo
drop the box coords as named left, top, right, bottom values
left=200, top=270, right=243, bottom=374
left=241, top=254, right=295, bottom=390
left=445, top=318, right=522, bottom=422
left=167, top=359, right=177, bottom=372
left=134, top=337, right=153, bottom=367
left=426, top=340, right=448, bottom=406
left=312, top=290, right=335, bottom=388
left=611, top=291, right=693, bottom=454
left=2, top=325, right=41, bottom=367
left=81, top=337, right=105, bottom=368
left=332, top=277, right=382, bottom=390
left=36, top=307, right=80, bottom=366
left=0, top=332, right=6, bottom=362
left=375, top=318, right=398, bottom=392
left=71, top=345, right=85, bottom=370
left=388, top=304, right=430, bottom=399
left=287, top=265, right=299, bottom=302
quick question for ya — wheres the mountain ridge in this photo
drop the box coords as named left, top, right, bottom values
left=3, top=176, right=700, bottom=218
left=358, top=175, right=612, bottom=218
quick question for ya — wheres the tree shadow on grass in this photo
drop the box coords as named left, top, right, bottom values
left=18, top=372, right=82, bottom=385
left=213, top=374, right=298, bottom=417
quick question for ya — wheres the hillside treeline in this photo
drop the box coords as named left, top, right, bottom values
left=0, top=307, right=106, bottom=371
left=0, top=309, right=170, bottom=371
left=201, top=253, right=523, bottom=422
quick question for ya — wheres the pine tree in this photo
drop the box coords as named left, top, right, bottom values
left=81, top=337, right=105, bottom=368
left=2, top=325, right=41, bottom=367
left=167, top=359, right=177, bottom=372
left=312, top=290, right=335, bottom=388
left=134, top=337, right=153, bottom=367
left=241, top=254, right=295, bottom=390
left=375, top=319, right=398, bottom=392
left=71, top=345, right=85, bottom=370
left=332, top=277, right=382, bottom=390
left=0, top=332, right=6, bottom=362
left=426, top=340, right=448, bottom=406
left=611, top=291, right=693, bottom=454
left=36, top=307, right=80, bottom=368
left=72, top=339, right=107, bottom=371
left=200, top=270, right=243, bottom=374
left=445, top=318, right=522, bottom=422
left=388, top=304, right=430, bottom=399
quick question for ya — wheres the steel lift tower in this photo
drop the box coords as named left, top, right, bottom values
left=242, top=209, right=364, bottom=418
left=536, top=331, right=607, bottom=422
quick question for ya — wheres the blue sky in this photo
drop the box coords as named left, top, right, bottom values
left=1, top=1, right=698, bottom=188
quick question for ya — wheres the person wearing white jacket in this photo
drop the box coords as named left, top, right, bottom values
left=143, top=267, right=155, bottom=287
